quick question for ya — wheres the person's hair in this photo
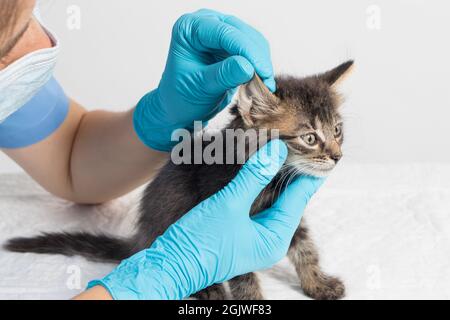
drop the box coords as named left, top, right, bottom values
left=0, top=0, right=20, bottom=44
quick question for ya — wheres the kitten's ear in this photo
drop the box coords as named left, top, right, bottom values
left=237, top=75, right=279, bottom=126
left=321, top=60, right=354, bottom=86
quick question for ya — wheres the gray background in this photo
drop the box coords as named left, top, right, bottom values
left=1, top=0, right=449, bottom=173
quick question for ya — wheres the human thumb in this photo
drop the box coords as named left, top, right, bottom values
left=214, top=139, right=288, bottom=214
left=252, top=175, right=326, bottom=239
left=201, top=55, right=255, bottom=95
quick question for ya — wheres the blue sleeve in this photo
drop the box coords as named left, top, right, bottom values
left=0, top=77, right=69, bottom=149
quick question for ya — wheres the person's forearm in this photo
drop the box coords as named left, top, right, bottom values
left=73, top=286, right=113, bottom=300
left=3, top=99, right=168, bottom=204
left=68, top=100, right=168, bottom=203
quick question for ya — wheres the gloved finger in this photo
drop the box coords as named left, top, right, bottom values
left=252, top=176, right=326, bottom=236
left=214, top=140, right=288, bottom=214
left=188, top=9, right=274, bottom=86
left=222, top=15, right=270, bottom=60
left=201, top=55, right=255, bottom=95
left=194, top=17, right=273, bottom=81
left=263, top=78, right=277, bottom=93
left=221, top=15, right=276, bottom=92
left=193, top=8, right=227, bottom=18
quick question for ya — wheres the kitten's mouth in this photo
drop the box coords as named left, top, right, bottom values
left=285, top=155, right=336, bottom=178
left=291, top=162, right=334, bottom=177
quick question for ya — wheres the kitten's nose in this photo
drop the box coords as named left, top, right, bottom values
left=330, top=153, right=342, bottom=163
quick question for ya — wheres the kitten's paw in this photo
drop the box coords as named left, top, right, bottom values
left=302, top=275, right=345, bottom=300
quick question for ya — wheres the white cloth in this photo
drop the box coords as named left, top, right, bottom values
left=1, top=164, right=450, bottom=299
left=33, top=2, right=42, bottom=22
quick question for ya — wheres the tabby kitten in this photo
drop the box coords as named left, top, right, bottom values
left=5, top=60, right=354, bottom=300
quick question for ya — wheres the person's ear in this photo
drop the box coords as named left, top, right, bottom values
left=237, top=75, right=280, bottom=126
left=320, top=60, right=354, bottom=87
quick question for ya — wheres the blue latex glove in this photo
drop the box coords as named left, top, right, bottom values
left=134, top=9, right=275, bottom=151
left=88, top=140, right=325, bottom=300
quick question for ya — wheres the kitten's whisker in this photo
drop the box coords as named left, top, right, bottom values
left=272, top=169, right=292, bottom=204
left=273, top=166, right=299, bottom=204
left=271, top=167, right=294, bottom=205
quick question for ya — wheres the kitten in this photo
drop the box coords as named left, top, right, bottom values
left=4, top=60, right=354, bottom=300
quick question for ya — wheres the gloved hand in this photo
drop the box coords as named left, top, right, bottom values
left=88, top=140, right=325, bottom=300
left=133, top=9, right=275, bottom=151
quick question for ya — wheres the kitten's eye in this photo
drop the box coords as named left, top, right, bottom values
left=301, top=134, right=317, bottom=146
left=334, top=124, right=343, bottom=138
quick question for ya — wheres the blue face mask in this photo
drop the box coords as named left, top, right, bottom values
left=0, top=9, right=69, bottom=149
left=0, top=24, right=59, bottom=123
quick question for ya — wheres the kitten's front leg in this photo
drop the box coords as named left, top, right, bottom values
left=229, top=273, right=264, bottom=300
left=288, top=221, right=345, bottom=300
left=192, top=284, right=227, bottom=300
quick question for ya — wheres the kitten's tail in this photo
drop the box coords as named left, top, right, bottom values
left=4, top=232, right=133, bottom=263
